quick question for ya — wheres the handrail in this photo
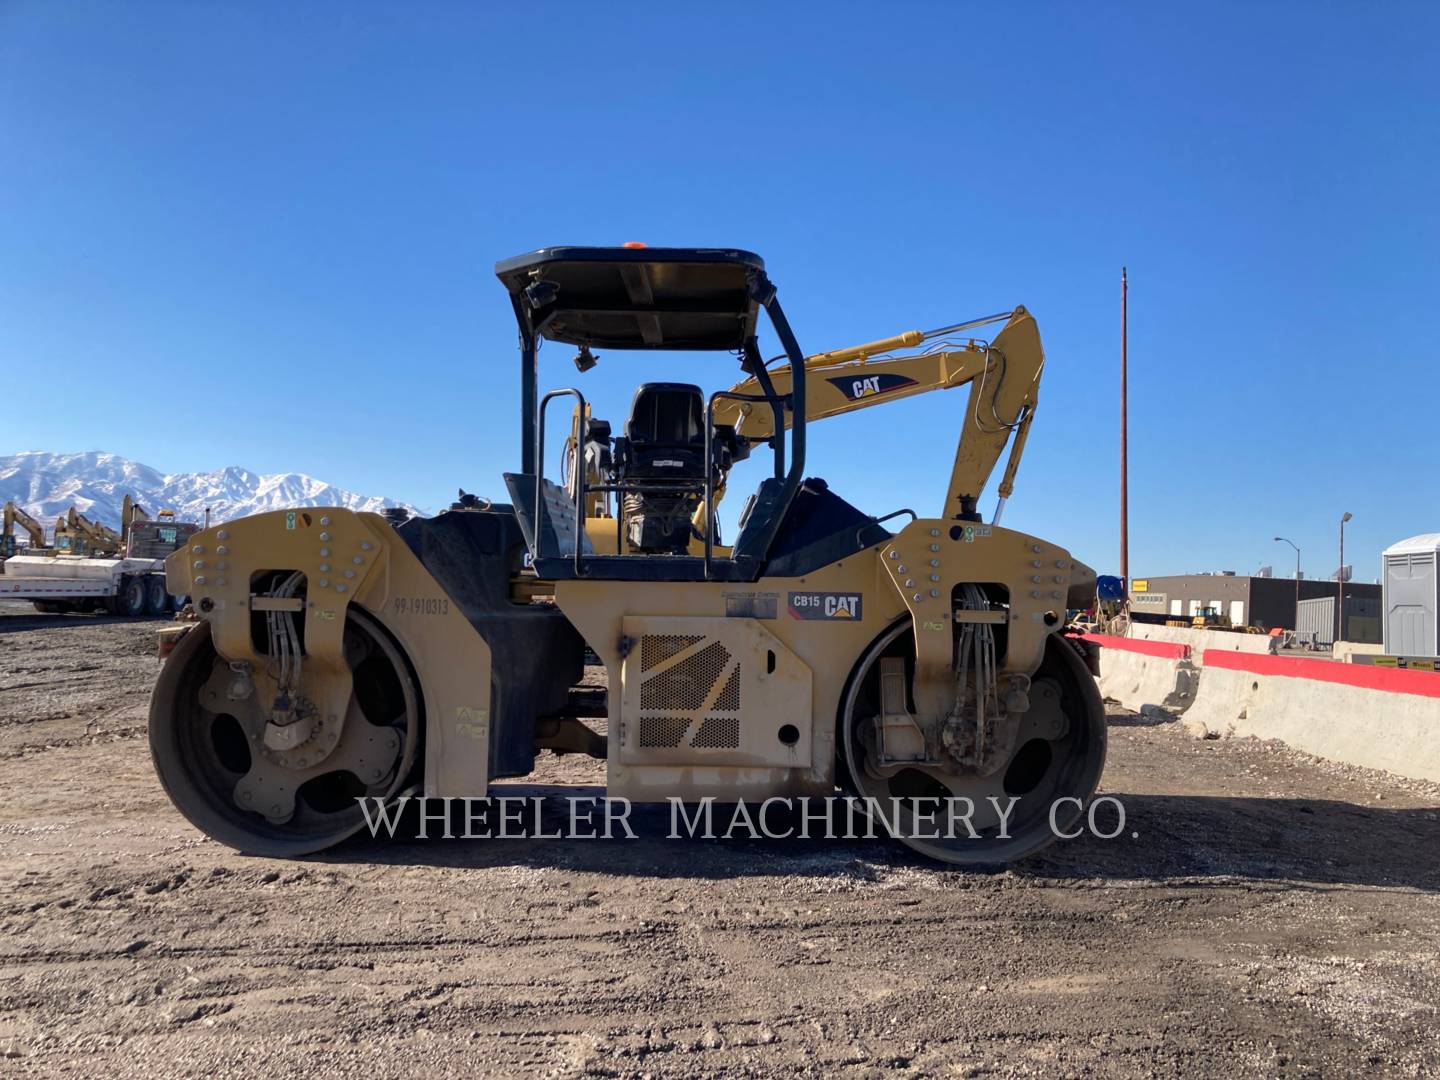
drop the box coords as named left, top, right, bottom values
left=537, top=387, right=588, bottom=577
left=704, top=389, right=786, bottom=579
left=745, top=284, right=808, bottom=573
left=858, top=508, right=916, bottom=546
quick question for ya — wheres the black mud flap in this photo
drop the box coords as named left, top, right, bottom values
left=396, top=508, right=586, bottom=779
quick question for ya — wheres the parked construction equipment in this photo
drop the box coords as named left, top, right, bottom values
left=1, top=501, right=47, bottom=561
left=2, top=498, right=197, bottom=615
left=149, top=245, right=1105, bottom=865
left=120, top=494, right=150, bottom=543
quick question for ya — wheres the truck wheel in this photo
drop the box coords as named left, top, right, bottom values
left=117, top=575, right=147, bottom=618
left=149, top=610, right=422, bottom=857
left=144, top=576, right=169, bottom=616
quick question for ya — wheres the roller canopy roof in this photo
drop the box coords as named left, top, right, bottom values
left=494, top=246, right=765, bottom=351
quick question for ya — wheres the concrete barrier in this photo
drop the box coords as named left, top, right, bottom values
left=1129, top=622, right=1273, bottom=660
left=1082, top=633, right=1198, bottom=714
left=1334, top=640, right=1386, bottom=664
left=1184, top=648, right=1440, bottom=783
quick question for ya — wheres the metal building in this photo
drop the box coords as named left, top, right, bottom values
left=1129, top=573, right=1380, bottom=632
left=1383, top=534, right=1439, bottom=656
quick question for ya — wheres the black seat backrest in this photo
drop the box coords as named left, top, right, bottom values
left=626, top=383, right=705, bottom=448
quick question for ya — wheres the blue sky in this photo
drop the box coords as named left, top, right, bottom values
left=3, top=3, right=1436, bottom=581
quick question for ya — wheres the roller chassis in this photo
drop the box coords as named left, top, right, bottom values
left=148, top=244, right=1107, bottom=865
left=151, top=504, right=1103, bottom=862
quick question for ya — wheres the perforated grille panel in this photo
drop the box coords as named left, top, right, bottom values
left=634, top=633, right=741, bottom=750
left=637, top=715, right=692, bottom=748
left=713, top=665, right=740, bottom=711
left=640, top=640, right=731, bottom=711
left=692, top=714, right=740, bottom=749
left=640, top=634, right=705, bottom=672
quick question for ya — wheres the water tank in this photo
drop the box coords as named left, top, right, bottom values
left=1382, top=534, right=1440, bottom=655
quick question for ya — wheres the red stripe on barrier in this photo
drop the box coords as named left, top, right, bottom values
left=1203, top=649, right=1440, bottom=699
left=1080, top=634, right=1190, bottom=660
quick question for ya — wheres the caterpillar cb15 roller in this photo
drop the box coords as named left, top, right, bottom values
left=149, top=246, right=1106, bottom=864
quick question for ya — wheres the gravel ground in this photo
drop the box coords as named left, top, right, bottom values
left=1, top=600, right=1438, bottom=1077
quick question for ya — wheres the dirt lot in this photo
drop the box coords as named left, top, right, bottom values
left=2, top=601, right=1439, bottom=1077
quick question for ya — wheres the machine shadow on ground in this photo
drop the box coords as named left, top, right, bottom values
left=0, top=612, right=154, bottom=634
left=315, top=783, right=1440, bottom=893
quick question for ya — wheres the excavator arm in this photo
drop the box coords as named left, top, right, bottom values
left=561, top=401, right=613, bottom=520
left=2, top=501, right=47, bottom=550
left=121, top=495, right=150, bottom=547
left=712, top=306, right=1045, bottom=521
left=57, top=507, right=123, bottom=555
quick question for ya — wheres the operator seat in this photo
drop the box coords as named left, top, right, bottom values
left=616, top=383, right=708, bottom=553
left=624, top=382, right=706, bottom=474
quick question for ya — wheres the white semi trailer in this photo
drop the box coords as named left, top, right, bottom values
left=0, top=516, right=198, bottom=616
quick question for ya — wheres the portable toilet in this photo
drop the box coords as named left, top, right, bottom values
left=1382, top=533, right=1440, bottom=656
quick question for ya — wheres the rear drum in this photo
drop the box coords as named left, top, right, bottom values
left=840, top=622, right=1107, bottom=865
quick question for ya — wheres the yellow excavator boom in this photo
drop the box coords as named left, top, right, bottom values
left=2, top=501, right=47, bottom=549
left=121, top=495, right=150, bottom=545
left=711, top=305, right=1045, bottom=522
left=55, top=507, right=124, bottom=555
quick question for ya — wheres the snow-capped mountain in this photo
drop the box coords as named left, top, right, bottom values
left=0, top=451, right=418, bottom=534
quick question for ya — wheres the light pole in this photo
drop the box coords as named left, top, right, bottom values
left=1274, top=536, right=1300, bottom=632
left=1337, top=512, right=1353, bottom=645
left=1120, top=267, right=1128, bottom=593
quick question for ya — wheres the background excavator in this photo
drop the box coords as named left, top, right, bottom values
left=1, top=501, right=48, bottom=562
left=53, top=507, right=123, bottom=557
left=3, top=494, right=173, bottom=562
left=2, top=494, right=196, bottom=612
left=563, top=307, right=1043, bottom=554
left=121, top=494, right=150, bottom=544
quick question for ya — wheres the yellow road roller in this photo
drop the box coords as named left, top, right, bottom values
left=149, top=246, right=1105, bottom=864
